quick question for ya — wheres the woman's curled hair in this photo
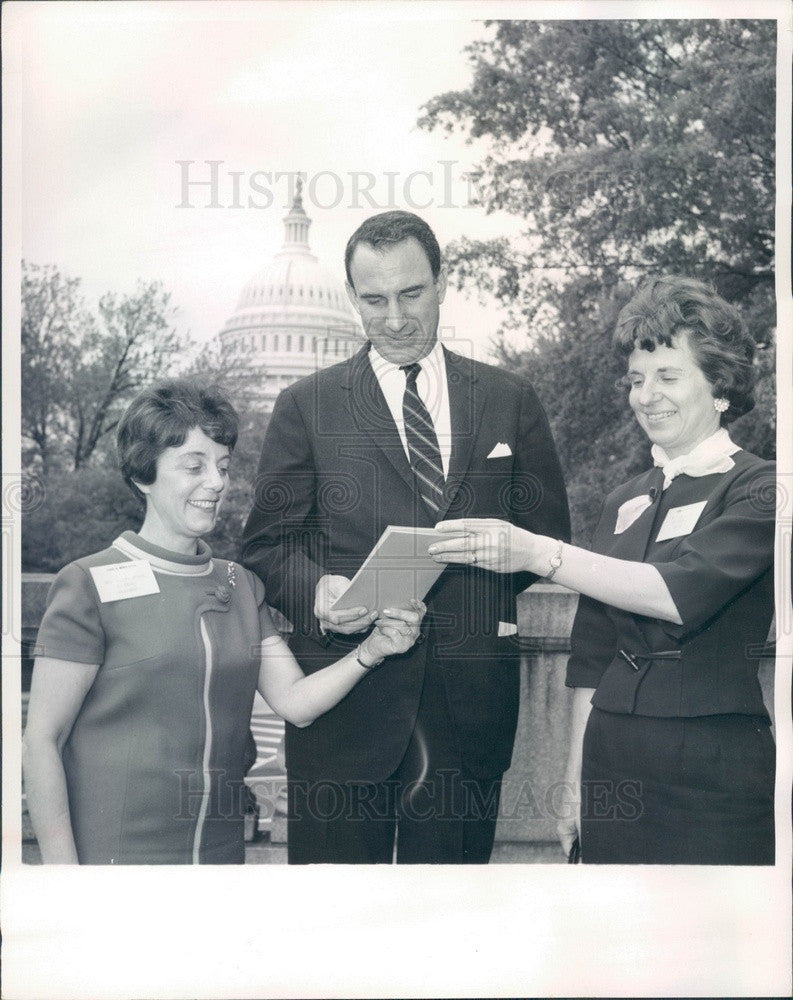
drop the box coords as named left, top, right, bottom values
left=613, top=275, right=757, bottom=423
left=117, top=378, right=239, bottom=501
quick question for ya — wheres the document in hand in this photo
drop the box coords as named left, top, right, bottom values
left=330, top=526, right=467, bottom=613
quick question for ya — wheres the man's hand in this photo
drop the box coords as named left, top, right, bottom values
left=314, top=575, right=378, bottom=635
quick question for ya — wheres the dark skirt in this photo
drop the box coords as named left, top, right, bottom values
left=580, top=708, right=775, bottom=865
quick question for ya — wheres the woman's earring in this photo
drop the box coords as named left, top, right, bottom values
left=713, top=397, right=730, bottom=413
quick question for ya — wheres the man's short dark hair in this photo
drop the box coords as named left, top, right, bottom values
left=345, top=211, right=442, bottom=287
left=117, top=377, right=239, bottom=501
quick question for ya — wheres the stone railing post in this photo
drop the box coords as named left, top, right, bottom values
left=495, top=584, right=579, bottom=844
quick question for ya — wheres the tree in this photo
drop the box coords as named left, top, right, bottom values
left=22, top=465, right=144, bottom=572
left=21, top=263, right=93, bottom=474
left=70, top=282, right=185, bottom=468
left=21, top=262, right=187, bottom=472
left=419, top=19, right=776, bottom=540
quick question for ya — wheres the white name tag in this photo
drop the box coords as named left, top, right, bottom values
left=655, top=501, right=708, bottom=542
left=614, top=494, right=654, bottom=534
left=89, top=560, right=160, bottom=603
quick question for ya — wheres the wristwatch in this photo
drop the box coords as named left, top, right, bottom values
left=545, top=540, right=564, bottom=581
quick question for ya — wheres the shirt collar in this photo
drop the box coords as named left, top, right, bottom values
left=368, top=340, right=446, bottom=381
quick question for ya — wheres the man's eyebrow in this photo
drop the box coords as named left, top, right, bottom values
left=360, top=283, right=427, bottom=298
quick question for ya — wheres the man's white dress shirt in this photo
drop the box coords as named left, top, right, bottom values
left=368, top=341, right=452, bottom=477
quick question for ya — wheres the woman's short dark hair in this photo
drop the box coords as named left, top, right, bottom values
left=614, top=275, right=757, bottom=423
left=117, top=378, right=239, bottom=501
left=344, top=211, right=442, bottom=287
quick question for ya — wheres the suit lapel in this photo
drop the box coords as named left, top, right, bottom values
left=435, top=348, right=486, bottom=521
left=341, top=344, right=488, bottom=520
left=341, top=343, right=415, bottom=493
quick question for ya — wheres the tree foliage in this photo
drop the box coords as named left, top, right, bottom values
left=21, top=263, right=92, bottom=473
left=419, top=19, right=776, bottom=540
left=22, top=262, right=186, bottom=472
left=22, top=466, right=144, bottom=573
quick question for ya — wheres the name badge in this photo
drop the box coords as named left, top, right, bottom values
left=614, top=494, right=654, bottom=534
left=89, top=560, right=160, bottom=603
left=655, top=501, right=708, bottom=542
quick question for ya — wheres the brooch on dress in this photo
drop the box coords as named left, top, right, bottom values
left=209, top=563, right=237, bottom=604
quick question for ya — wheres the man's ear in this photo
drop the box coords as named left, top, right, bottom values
left=435, top=265, right=448, bottom=305
left=345, top=281, right=361, bottom=315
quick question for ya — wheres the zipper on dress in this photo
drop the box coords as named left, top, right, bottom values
left=192, top=615, right=215, bottom=863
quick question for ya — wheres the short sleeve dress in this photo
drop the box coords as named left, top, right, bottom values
left=34, top=531, right=280, bottom=864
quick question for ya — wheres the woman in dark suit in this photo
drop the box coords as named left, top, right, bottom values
left=429, top=276, right=776, bottom=864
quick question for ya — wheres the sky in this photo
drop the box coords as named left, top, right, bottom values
left=12, top=1, right=526, bottom=361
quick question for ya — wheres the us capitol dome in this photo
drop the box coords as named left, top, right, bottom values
left=218, top=182, right=363, bottom=411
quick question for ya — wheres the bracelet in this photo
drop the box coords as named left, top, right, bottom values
left=356, top=645, right=385, bottom=671
left=545, top=540, right=564, bottom=581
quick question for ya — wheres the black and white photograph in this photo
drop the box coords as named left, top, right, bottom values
left=2, top=1, right=791, bottom=996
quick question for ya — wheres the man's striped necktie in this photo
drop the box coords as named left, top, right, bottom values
left=401, top=362, right=445, bottom=518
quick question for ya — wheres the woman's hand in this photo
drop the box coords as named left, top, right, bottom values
left=360, top=599, right=426, bottom=661
left=428, top=518, right=554, bottom=575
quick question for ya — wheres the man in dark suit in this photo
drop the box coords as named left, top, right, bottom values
left=242, top=211, right=569, bottom=863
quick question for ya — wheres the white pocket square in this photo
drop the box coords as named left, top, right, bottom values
left=487, top=442, right=512, bottom=459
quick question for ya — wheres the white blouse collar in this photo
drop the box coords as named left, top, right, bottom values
left=652, top=428, right=741, bottom=490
